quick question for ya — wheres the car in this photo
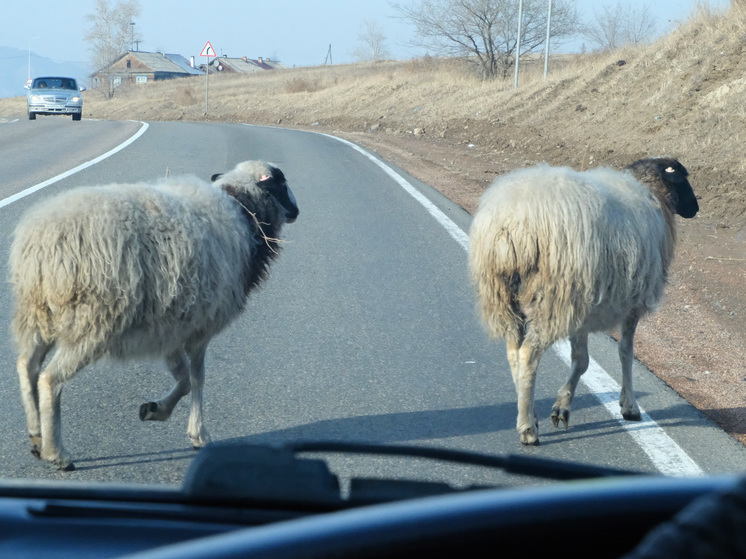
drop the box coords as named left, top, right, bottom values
left=25, top=76, right=86, bottom=121
left=0, top=441, right=742, bottom=559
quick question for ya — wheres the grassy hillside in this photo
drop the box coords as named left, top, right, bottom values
left=1, top=4, right=743, bottom=226
left=74, top=3, right=743, bottom=226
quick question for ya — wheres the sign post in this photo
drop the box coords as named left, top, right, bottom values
left=200, top=41, right=216, bottom=115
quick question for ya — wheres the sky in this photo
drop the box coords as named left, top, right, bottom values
left=1, top=0, right=733, bottom=73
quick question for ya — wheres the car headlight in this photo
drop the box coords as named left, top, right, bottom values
left=30, top=95, right=42, bottom=103
left=70, top=96, right=81, bottom=103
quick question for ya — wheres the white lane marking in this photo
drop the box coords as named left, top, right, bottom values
left=321, top=134, right=470, bottom=250
left=325, top=132, right=703, bottom=476
left=0, top=121, right=149, bottom=209
left=554, top=340, right=703, bottom=476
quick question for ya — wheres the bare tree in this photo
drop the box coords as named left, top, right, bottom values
left=85, top=0, right=142, bottom=71
left=353, top=19, right=391, bottom=62
left=584, top=1, right=656, bottom=51
left=390, top=0, right=579, bottom=80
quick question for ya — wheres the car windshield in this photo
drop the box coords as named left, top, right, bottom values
left=32, top=77, right=77, bottom=90
left=3, top=1, right=745, bottom=508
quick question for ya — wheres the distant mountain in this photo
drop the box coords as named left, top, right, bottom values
left=0, top=47, right=91, bottom=99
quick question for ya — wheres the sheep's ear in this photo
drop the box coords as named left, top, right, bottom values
left=661, top=161, right=688, bottom=183
left=257, top=167, right=288, bottom=193
left=211, top=173, right=224, bottom=182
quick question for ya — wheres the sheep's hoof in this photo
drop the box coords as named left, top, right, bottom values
left=550, top=406, right=570, bottom=429
left=56, top=460, right=76, bottom=472
left=622, top=410, right=642, bottom=421
left=189, top=433, right=211, bottom=450
left=519, top=428, right=540, bottom=446
left=139, top=402, right=159, bottom=421
left=42, top=451, right=75, bottom=471
left=29, top=435, right=42, bottom=459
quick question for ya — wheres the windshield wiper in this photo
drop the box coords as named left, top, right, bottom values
left=182, top=441, right=646, bottom=509
left=287, top=441, right=645, bottom=480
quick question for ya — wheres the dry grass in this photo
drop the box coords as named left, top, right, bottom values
left=283, top=77, right=324, bottom=94
left=1, top=3, right=743, bottom=224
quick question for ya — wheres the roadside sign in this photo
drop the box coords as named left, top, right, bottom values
left=200, top=41, right=216, bottom=57
left=201, top=41, right=215, bottom=116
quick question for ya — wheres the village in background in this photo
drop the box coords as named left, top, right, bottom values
left=88, top=50, right=284, bottom=93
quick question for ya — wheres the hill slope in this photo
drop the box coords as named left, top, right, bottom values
left=50, top=3, right=744, bottom=227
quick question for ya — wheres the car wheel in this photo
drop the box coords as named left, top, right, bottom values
left=72, top=113, right=81, bottom=121
left=28, top=112, right=36, bottom=120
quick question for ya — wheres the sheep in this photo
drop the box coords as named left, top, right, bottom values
left=10, top=160, right=299, bottom=471
left=468, top=157, right=698, bottom=446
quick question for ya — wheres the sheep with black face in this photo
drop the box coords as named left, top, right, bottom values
left=10, top=160, right=299, bottom=470
left=468, top=157, right=698, bottom=445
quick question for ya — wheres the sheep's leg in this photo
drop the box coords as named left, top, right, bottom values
left=506, top=339, right=538, bottom=438
left=551, top=333, right=589, bottom=429
left=619, top=313, right=642, bottom=421
left=139, top=350, right=191, bottom=422
left=17, top=339, right=53, bottom=459
left=514, top=341, right=544, bottom=446
left=505, top=339, right=520, bottom=390
left=37, top=347, right=89, bottom=471
left=186, top=344, right=211, bottom=449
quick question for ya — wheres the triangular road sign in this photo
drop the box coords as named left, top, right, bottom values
left=200, top=41, right=216, bottom=57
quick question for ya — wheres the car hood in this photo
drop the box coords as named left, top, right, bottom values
left=29, top=89, right=78, bottom=97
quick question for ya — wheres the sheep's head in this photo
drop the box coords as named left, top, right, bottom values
left=626, top=157, right=699, bottom=219
left=212, top=161, right=299, bottom=224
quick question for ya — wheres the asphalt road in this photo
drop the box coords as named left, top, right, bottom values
left=0, top=117, right=743, bottom=488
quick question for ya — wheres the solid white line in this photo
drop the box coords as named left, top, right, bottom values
left=325, top=132, right=703, bottom=477
left=553, top=340, right=703, bottom=476
left=321, top=134, right=470, bottom=250
left=0, top=121, right=149, bottom=209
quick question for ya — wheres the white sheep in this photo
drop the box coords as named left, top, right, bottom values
left=10, top=160, right=299, bottom=470
left=468, top=157, right=698, bottom=445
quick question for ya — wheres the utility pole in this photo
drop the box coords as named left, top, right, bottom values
left=514, top=0, right=523, bottom=88
left=27, top=36, right=40, bottom=81
left=130, top=22, right=136, bottom=51
left=323, top=44, right=333, bottom=65
left=544, top=0, right=553, bottom=79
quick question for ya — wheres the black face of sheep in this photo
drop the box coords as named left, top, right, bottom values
left=212, top=164, right=299, bottom=223
left=626, top=157, right=699, bottom=219
left=10, top=160, right=298, bottom=471
left=469, top=157, right=697, bottom=446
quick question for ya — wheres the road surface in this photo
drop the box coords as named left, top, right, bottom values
left=0, top=117, right=743, bottom=487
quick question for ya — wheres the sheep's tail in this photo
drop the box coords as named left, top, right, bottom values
left=468, top=223, right=527, bottom=344
left=10, top=240, right=61, bottom=348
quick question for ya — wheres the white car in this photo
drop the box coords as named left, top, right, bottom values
left=25, top=76, right=85, bottom=121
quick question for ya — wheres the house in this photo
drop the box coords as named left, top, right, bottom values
left=200, top=56, right=285, bottom=74
left=89, top=51, right=203, bottom=91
